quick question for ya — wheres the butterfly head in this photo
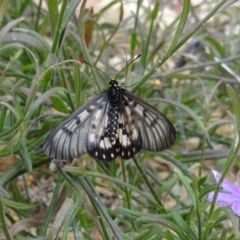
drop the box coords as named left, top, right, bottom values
left=109, top=78, right=118, bottom=87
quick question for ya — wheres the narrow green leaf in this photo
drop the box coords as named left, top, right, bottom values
left=0, top=101, right=20, bottom=121
left=2, top=197, right=37, bottom=210
left=18, top=138, right=32, bottom=171
left=205, top=36, right=225, bottom=57
left=164, top=230, right=175, bottom=240
left=138, top=216, right=188, bottom=240
left=48, top=0, right=59, bottom=38
left=14, top=28, right=51, bottom=51
left=68, top=47, right=82, bottom=108
left=50, top=96, right=69, bottom=114
left=131, top=32, right=137, bottom=56
left=0, top=17, right=24, bottom=43
left=0, top=196, right=12, bottom=240
left=171, top=209, right=197, bottom=240
left=26, top=87, right=66, bottom=119
left=47, top=198, right=75, bottom=239
left=149, top=98, right=209, bottom=139
left=0, top=105, right=7, bottom=132
left=61, top=0, right=82, bottom=32
left=174, top=167, right=195, bottom=205
left=151, top=1, right=159, bottom=20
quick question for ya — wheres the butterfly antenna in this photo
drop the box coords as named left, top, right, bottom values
left=115, top=54, right=141, bottom=80
left=84, top=54, right=141, bottom=81
left=83, top=60, right=112, bottom=81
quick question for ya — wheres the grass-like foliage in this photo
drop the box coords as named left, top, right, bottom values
left=1, top=0, right=240, bottom=239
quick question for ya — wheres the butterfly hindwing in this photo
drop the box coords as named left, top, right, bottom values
left=87, top=99, right=119, bottom=161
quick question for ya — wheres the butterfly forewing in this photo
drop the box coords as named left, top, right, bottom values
left=43, top=92, right=108, bottom=159
left=122, top=90, right=176, bottom=151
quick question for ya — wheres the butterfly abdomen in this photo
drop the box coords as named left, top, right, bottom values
left=107, top=79, right=120, bottom=142
left=107, top=106, right=118, bottom=142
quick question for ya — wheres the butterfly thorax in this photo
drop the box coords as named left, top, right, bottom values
left=107, top=79, right=121, bottom=142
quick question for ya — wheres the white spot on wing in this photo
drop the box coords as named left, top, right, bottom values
left=104, top=137, right=112, bottom=149
left=122, top=134, right=130, bottom=147
left=94, top=109, right=102, bottom=119
left=132, top=104, right=144, bottom=116
left=100, top=140, right=104, bottom=149
left=125, top=106, right=132, bottom=116
left=78, top=109, right=91, bottom=121
left=132, top=129, right=139, bottom=140
left=100, top=137, right=113, bottom=150
left=118, top=128, right=123, bottom=142
left=104, top=115, right=109, bottom=127
left=89, top=134, right=95, bottom=142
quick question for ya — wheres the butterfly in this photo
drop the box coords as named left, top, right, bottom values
left=43, top=55, right=176, bottom=161
left=43, top=68, right=176, bottom=162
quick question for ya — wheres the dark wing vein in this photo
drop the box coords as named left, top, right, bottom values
left=43, top=92, right=108, bottom=160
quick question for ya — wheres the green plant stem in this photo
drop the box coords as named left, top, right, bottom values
left=50, top=0, right=68, bottom=54
left=0, top=196, right=12, bottom=240
left=76, top=0, right=101, bottom=92
left=84, top=177, right=110, bottom=240
left=0, top=0, right=9, bottom=28
left=58, top=69, right=75, bottom=112
left=95, top=1, right=123, bottom=64
left=191, top=173, right=202, bottom=239
left=35, top=0, right=42, bottom=31
left=41, top=174, right=63, bottom=236
left=142, top=1, right=159, bottom=68
left=132, top=156, right=167, bottom=214
left=121, top=159, right=137, bottom=230
left=62, top=184, right=84, bottom=239
left=0, top=106, right=7, bottom=133
left=59, top=167, right=123, bottom=240
left=38, top=0, right=68, bottom=116
left=77, top=177, right=124, bottom=240
left=86, top=171, right=159, bottom=206
left=156, top=54, right=240, bottom=78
